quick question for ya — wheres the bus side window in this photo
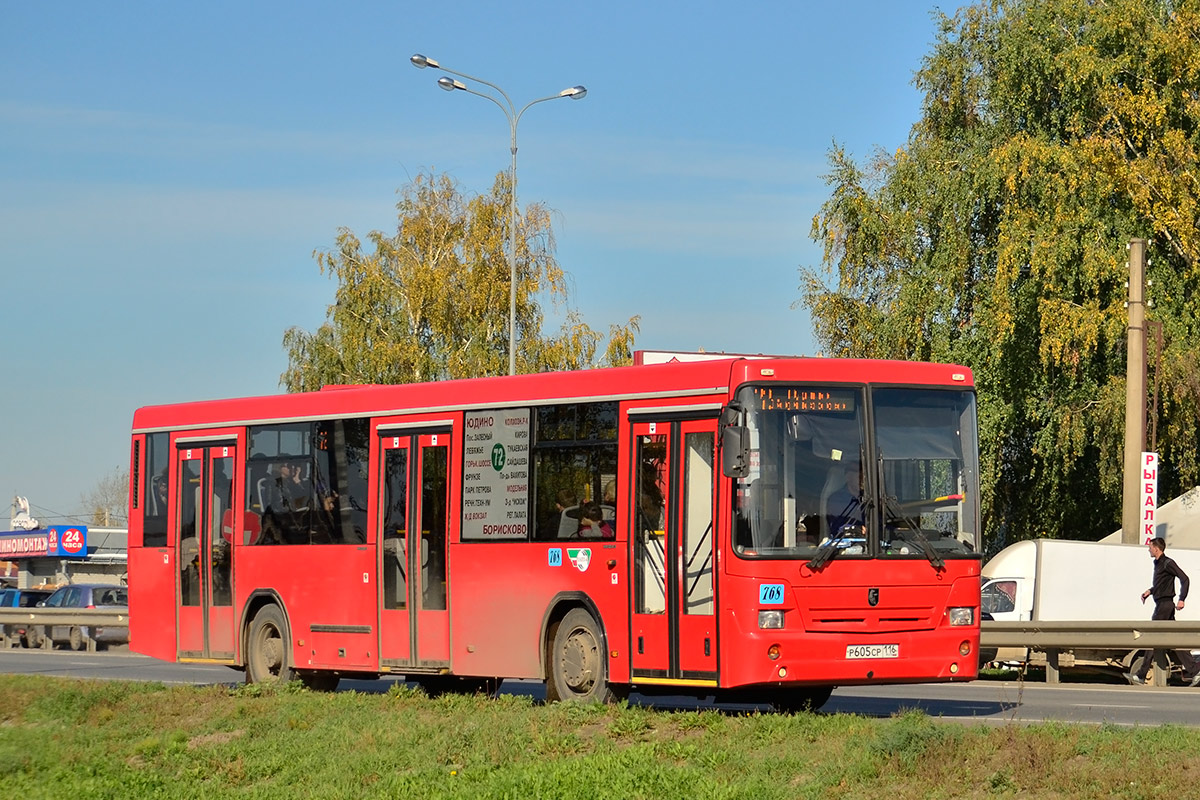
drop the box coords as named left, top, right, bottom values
left=143, top=432, right=170, bottom=548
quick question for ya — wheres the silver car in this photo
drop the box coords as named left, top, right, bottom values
left=34, top=583, right=129, bottom=650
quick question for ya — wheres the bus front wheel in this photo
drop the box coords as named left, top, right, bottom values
left=246, top=605, right=296, bottom=685
left=546, top=608, right=615, bottom=704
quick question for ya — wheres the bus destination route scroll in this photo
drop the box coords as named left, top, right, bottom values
left=462, top=409, right=530, bottom=540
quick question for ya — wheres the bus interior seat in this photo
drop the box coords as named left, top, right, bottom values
left=557, top=507, right=580, bottom=538
left=256, top=477, right=271, bottom=513
left=150, top=475, right=168, bottom=515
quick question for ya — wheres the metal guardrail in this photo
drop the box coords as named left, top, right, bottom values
left=0, top=608, right=128, bottom=627
left=980, top=620, right=1200, bottom=683
left=981, top=619, right=1200, bottom=649
left=0, top=608, right=129, bottom=653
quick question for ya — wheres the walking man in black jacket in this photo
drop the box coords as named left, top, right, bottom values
left=1126, top=537, right=1198, bottom=685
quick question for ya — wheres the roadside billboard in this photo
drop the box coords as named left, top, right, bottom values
left=0, top=525, right=88, bottom=559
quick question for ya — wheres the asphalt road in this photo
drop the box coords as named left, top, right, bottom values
left=2, top=648, right=1199, bottom=727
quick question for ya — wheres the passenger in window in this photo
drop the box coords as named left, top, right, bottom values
left=638, top=464, right=665, bottom=534
left=555, top=490, right=581, bottom=539
left=567, top=501, right=614, bottom=539
left=556, top=489, right=579, bottom=513
left=272, top=462, right=310, bottom=510
left=601, top=480, right=617, bottom=525
left=310, top=467, right=341, bottom=543
left=152, top=471, right=169, bottom=515
left=144, top=469, right=171, bottom=547
left=264, top=462, right=311, bottom=544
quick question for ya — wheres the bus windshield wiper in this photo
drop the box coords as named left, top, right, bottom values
left=807, top=493, right=873, bottom=572
left=883, top=495, right=944, bottom=570
left=806, top=529, right=849, bottom=571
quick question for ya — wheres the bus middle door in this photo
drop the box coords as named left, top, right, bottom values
left=630, top=417, right=718, bottom=687
left=378, top=428, right=451, bottom=670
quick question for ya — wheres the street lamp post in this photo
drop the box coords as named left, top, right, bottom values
left=410, top=53, right=586, bottom=376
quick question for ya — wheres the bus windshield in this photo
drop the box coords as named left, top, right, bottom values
left=732, top=384, right=978, bottom=561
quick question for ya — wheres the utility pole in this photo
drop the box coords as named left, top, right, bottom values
left=1122, top=238, right=1148, bottom=544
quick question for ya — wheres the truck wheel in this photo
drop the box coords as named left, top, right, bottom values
left=546, top=608, right=615, bottom=704
left=245, top=605, right=296, bottom=684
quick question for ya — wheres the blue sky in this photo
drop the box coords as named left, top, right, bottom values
left=1, top=1, right=946, bottom=524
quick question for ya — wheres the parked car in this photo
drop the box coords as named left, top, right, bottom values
left=33, top=583, right=129, bottom=651
left=0, top=587, right=55, bottom=647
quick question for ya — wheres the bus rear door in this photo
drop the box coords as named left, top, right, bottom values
left=175, top=436, right=238, bottom=660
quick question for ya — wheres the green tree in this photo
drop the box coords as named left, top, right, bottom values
left=800, top=0, right=1200, bottom=550
left=282, top=170, right=639, bottom=390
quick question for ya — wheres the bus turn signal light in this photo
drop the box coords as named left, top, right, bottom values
left=767, top=644, right=781, bottom=661
left=959, top=640, right=971, bottom=656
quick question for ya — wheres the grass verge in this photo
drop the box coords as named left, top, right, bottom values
left=0, top=675, right=1197, bottom=799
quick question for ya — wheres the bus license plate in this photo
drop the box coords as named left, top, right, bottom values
left=845, top=643, right=899, bottom=660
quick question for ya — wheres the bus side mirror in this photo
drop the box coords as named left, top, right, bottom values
left=720, top=405, right=749, bottom=478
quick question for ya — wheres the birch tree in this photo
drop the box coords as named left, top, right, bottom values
left=283, top=170, right=639, bottom=390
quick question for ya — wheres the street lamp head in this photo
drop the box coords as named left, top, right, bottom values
left=561, top=85, right=587, bottom=100
left=437, top=76, right=466, bottom=92
left=410, top=54, right=439, bottom=69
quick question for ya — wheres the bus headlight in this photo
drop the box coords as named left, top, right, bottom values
left=947, top=607, right=975, bottom=626
left=759, top=610, right=784, bottom=629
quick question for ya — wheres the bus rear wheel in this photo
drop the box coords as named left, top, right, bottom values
left=547, top=608, right=615, bottom=704
left=246, top=605, right=297, bottom=685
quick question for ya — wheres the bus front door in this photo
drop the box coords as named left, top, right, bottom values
left=630, top=418, right=718, bottom=686
left=176, top=439, right=237, bottom=660
left=378, top=429, right=451, bottom=670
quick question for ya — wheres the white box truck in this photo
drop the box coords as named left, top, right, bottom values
left=981, top=539, right=1200, bottom=671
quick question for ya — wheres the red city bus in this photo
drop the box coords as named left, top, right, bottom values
left=127, top=356, right=981, bottom=709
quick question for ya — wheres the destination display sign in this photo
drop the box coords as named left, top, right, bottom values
left=751, top=386, right=857, bottom=413
left=461, top=408, right=531, bottom=540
